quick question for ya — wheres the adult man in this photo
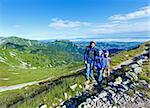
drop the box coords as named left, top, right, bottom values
left=84, top=41, right=97, bottom=84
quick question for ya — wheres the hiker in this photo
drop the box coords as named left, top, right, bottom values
left=84, top=41, right=97, bottom=84
left=94, top=50, right=105, bottom=85
left=103, top=50, right=111, bottom=80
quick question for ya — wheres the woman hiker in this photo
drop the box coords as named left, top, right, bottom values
left=84, top=41, right=97, bottom=84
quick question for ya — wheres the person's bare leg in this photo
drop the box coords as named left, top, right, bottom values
left=103, top=69, right=107, bottom=78
left=108, top=68, right=110, bottom=77
left=106, top=69, right=109, bottom=80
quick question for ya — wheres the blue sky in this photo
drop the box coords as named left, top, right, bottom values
left=0, top=0, right=150, bottom=40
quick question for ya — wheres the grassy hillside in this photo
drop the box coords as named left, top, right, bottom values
left=0, top=37, right=84, bottom=86
left=0, top=37, right=83, bottom=67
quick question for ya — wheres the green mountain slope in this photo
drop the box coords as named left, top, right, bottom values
left=0, top=37, right=83, bottom=68
left=0, top=37, right=84, bottom=86
left=0, top=36, right=42, bottom=47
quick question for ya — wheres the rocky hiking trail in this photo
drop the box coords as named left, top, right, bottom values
left=55, top=46, right=150, bottom=108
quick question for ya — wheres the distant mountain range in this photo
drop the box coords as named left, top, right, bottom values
left=69, top=37, right=150, bottom=42
left=40, top=36, right=150, bottom=42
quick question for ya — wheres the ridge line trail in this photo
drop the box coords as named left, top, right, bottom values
left=0, top=51, right=145, bottom=92
left=113, top=50, right=146, bottom=69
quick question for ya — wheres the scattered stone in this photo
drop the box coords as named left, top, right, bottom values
left=122, top=79, right=130, bottom=85
left=79, top=84, right=83, bottom=89
left=98, top=91, right=107, bottom=98
left=62, top=105, right=67, bottom=108
left=112, top=106, right=117, bottom=108
left=138, top=80, right=148, bottom=85
left=64, top=92, right=68, bottom=99
left=114, top=77, right=122, bottom=85
left=125, top=72, right=133, bottom=81
left=137, top=59, right=144, bottom=65
left=131, top=63, right=139, bottom=69
left=39, top=104, right=47, bottom=108
left=70, top=83, right=78, bottom=91
left=128, top=72, right=138, bottom=81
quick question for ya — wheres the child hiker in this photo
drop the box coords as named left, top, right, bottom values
left=84, top=41, right=97, bottom=84
left=94, top=50, right=105, bottom=88
left=103, top=50, right=111, bottom=80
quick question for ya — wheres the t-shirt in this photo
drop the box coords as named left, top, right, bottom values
left=103, top=57, right=111, bottom=68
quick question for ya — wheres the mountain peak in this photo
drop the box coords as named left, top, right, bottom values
left=0, top=36, right=40, bottom=47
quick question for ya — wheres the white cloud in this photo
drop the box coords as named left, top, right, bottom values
left=89, top=5, right=150, bottom=36
left=48, top=18, right=91, bottom=29
left=109, top=6, right=150, bottom=20
left=90, top=21, right=150, bottom=35
left=47, top=6, right=150, bottom=39
left=2, top=5, right=150, bottom=40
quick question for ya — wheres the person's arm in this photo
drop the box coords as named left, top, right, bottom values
left=109, top=58, right=111, bottom=64
left=102, top=57, right=105, bottom=69
left=94, top=56, right=97, bottom=66
left=94, top=56, right=97, bottom=69
left=84, top=48, right=88, bottom=64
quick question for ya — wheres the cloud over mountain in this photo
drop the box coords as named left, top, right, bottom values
left=48, top=18, right=91, bottom=29
left=109, top=6, right=150, bottom=21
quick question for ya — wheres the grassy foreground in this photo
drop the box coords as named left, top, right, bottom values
left=0, top=41, right=149, bottom=108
